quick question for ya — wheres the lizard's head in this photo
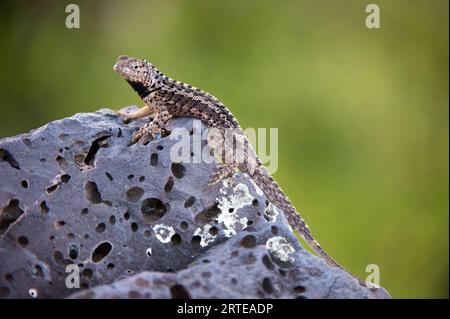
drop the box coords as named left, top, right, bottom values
left=113, top=55, right=163, bottom=98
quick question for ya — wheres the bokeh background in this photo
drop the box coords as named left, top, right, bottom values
left=0, top=0, right=448, bottom=298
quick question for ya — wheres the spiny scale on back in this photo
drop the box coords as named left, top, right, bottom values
left=113, top=55, right=368, bottom=287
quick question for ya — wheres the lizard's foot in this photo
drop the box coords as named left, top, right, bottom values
left=131, top=122, right=169, bottom=145
left=208, top=163, right=237, bottom=186
left=131, top=123, right=160, bottom=144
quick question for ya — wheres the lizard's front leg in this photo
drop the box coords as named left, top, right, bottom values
left=132, top=108, right=172, bottom=144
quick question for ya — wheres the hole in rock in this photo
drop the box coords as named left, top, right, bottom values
left=141, top=198, right=167, bottom=222
left=171, top=163, right=186, bottom=178
left=68, top=244, right=79, bottom=259
left=262, top=255, right=275, bottom=270
left=53, top=250, right=68, bottom=266
left=150, top=153, right=158, bottom=166
left=170, top=284, right=190, bottom=299
left=131, top=222, right=139, bottom=232
left=92, top=241, right=113, bottom=263
left=164, top=176, right=174, bottom=192
left=161, top=129, right=171, bottom=138
left=84, top=181, right=102, bottom=204
left=209, top=226, right=218, bottom=236
left=184, top=196, right=196, bottom=208
left=40, top=201, right=49, bottom=214
left=0, top=199, right=24, bottom=235
left=84, top=135, right=111, bottom=166
left=61, top=174, right=71, bottom=183
left=18, top=236, right=28, bottom=246
left=180, top=221, right=188, bottom=231
left=0, top=149, right=20, bottom=169
left=262, top=277, right=274, bottom=294
left=191, top=235, right=201, bottom=248
left=34, top=265, right=44, bottom=278
left=294, top=286, right=306, bottom=293
left=82, top=268, right=93, bottom=279
left=240, top=235, right=256, bottom=248
left=95, top=223, right=106, bottom=233
left=21, top=180, right=28, bottom=188
left=46, top=184, right=58, bottom=193
left=171, top=234, right=182, bottom=245
left=55, top=155, right=68, bottom=170
left=105, top=172, right=113, bottom=181
left=126, top=186, right=144, bottom=203
left=271, top=226, right=278, bottom=235
left=56, top=220, right=65, bottom=228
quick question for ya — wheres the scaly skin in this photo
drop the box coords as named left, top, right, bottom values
left=113, top=55, right=368, bottom=287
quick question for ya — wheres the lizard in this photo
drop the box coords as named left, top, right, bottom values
left=113, top=55, right=368, bottom=287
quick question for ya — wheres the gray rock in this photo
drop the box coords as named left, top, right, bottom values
left=0, top=107, right=390, bottom=299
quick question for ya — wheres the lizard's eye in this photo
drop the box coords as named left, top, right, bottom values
left=133, top=65, right=139, bottom=70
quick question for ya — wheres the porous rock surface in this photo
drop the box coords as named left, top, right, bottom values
left=0, top=107, right=390, bottom=299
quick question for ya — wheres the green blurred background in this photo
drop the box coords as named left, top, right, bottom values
left=0, top=0, right=448, bottom=298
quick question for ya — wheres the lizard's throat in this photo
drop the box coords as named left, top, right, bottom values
left=126, top=80, right=159, bottom=98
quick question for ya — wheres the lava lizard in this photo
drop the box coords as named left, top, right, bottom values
left=113, top=55, right=367, bottom=287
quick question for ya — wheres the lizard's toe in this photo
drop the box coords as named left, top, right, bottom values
left=139, top=133, right=154, bottom=145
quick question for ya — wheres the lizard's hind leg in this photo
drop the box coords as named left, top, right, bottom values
left=208, top=163, right=237, bottom=185
left=205, top=128, right=243, bottom=185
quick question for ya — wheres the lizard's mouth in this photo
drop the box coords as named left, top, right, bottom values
left=113, top=62, right=124, bottom=73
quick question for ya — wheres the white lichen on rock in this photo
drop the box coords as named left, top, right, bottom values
left=152, top=224, right=175, bottom=243
left=265, top=236, right=295, bottom=263
left=216, top=178, right=253, bottom=237
left=193, top=224, right=217, bottom=247
left=264, top=203, right=279, bottom=222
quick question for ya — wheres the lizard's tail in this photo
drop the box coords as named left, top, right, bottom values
left=251, top=166, right=367, bottom=287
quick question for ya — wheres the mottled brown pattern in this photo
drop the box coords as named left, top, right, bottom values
left=113, top=55, right=366, bottom=287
